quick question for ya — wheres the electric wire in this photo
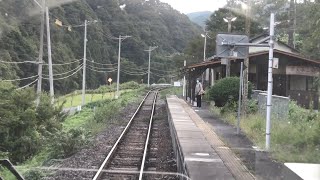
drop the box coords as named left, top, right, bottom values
left=151, top=72, right=179, bottom=78
left=16, top=78, right=39, bottom=90
left=121, top=70, right=148, bottom=76
left=87, top=67, right=117, bottom=73
left=150, top=68, right=179, bottom=73
left=43, top=64, right=83, bottom=77
left=43, top=66, right=82, bottom=81
left=86, top=64, right=116, bottom=71
left=0, top=60, right=40, bottom=64
left=48, top=59, right=83, bottom=66
left=1, top=75, right=39, bottom=82
left=87, top=59, right=117, bottom=66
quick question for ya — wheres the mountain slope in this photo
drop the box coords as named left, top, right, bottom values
left=187, top=11, right=212, bottom=28
left=0, top=0, right=201, bottom=94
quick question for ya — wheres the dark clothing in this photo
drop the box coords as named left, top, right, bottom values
left=196, top=95, right=202, bottom=107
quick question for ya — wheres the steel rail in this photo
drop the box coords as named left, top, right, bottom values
left=92, top=90, right=153, bottom=180
left=138, top=91, right=158, bottom=180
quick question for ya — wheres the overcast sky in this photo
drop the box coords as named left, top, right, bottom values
left=159, top=0, right=227, bottom=14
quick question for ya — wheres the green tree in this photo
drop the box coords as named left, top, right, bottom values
left=0, top=82, right=65, bottom=163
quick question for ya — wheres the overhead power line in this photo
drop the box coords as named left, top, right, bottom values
left=0, top=60, right=37, bottom=64
left=43, top=66, right=82, bottom=81
left=87, top=67, right=117, bottom=73
left=16, top=78, right=39, bottom=90
left=87, top=59, right=117, bottom=66
left=1, top=75, right=39, bottom=82
left=121, top=69, right=148, bottom=76
left=43, top=64, right=83, bottom=77
left=49, top=59, right=82, bottom=66
left=86, top=64, right=116, bottom=70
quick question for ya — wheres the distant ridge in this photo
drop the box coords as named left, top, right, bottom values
left=187, top=11, right=212, bottom=28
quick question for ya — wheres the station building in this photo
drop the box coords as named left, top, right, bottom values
left=185, top=34, right=320, bottom=109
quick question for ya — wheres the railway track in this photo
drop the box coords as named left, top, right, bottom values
left=92, top=90, right=159, bottom=180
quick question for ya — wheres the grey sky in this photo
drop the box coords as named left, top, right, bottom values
left=159, top=0, right=227, bottom=13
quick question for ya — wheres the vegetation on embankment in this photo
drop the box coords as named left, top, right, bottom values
left=206, top=77, right=320, bottom=163
left=210, top=99, right=320, bottom=163
left=57, top=81, right=142, bottom=108
left=0, top=81, right=146, bottom=179
left=160, top=86, right=183, bottom=99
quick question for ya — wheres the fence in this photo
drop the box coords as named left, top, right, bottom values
left=253, top=90, right=290, bottom=120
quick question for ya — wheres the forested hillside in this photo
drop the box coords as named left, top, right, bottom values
left=184, top=0, right=320, bottom=61
left=0, top=0, right=201, bottom=94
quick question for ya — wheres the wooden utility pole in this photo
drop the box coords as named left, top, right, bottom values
left=36, top=0, right=45, bottom=106
left=242, top=0, right=251, bottom=116
left=288, top=0, right=295, bottom=47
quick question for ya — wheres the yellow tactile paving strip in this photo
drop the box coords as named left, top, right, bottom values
left=179, top=99, right=255, bottom=180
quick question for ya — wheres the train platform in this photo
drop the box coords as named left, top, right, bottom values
left=166, top=95, right=254, bottom=180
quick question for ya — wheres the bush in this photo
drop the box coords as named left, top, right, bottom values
left=0, top=82, right=65, bottom=163
left=48, top=128, right=90, bottom=159
left=120, top=81, right=141, bottom=90
left=207, top=77, right=252, bottom=107
left=94, top=100, right=121, bottom=123
left=24, top=169, right=45, bottom=180
left=247, top=99, right=258, bottom=114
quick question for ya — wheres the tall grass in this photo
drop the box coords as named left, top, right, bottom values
left=210, top=101, right=320, bottom=163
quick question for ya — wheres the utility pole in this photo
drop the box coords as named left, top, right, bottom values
left=36, top=0, right=45, bottom=106
left=183, top=60, right=186, bottom=97
left=242, top=0, right=251, bottom=116
left=144, top=46, right=158, bottom=87
left=81, top=20, right=87, bottom=106
left=115, top=35, right=131, bottom=99
left=46, top=7, right=54, bottom=104
left=266, top=13, right=275, bottom=151
left=288, top=0, right=295, bottom=47
left=223, top=16, right=237, bottom=77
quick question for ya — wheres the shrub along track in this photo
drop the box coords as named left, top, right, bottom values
left=42, top=89, right=177, bottom=180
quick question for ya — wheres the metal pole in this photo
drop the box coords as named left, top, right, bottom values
left=226, top=20, right=231, bottom=77
left=147, top=47, right=151, bottom=87
left=46, top=7, right=54, bottom=104
left=116, top=35, right=122, bottom=99
left=242, top=0, right=251, bottom=116
left=228, top=21, right=231, bottom=33
left=81, top=20, right=87, bottom=106
left=183, top=60, right=186, bottom=97
left=36, top=0, right=45, bottom=106
left=266, top=13, right=275, bottom=151
left=202, top=34, right=207, bottom=83
left=237, top=62, right=243, bottom=134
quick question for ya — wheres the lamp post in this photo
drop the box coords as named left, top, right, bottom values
left=201, top=32, right=211, bottom=83
left=223, top=17, right=237, bottom=33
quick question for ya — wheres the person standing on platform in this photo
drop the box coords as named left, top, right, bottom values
left=195, top=79, right=204, bottom=108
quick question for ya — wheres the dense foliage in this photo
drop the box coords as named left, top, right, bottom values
left=0, top=82, right=66, bottom=163
left=0, top=0, right=200, bottom=94
left=207, top=77, right=252, bottom=107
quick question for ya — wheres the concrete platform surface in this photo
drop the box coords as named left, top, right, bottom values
left=167, top=95, right=254, bottom=180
